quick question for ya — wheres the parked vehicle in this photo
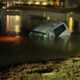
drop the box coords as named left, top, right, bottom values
left=29, top=20, right=71, bottom=39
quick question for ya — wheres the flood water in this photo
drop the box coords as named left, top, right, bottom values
left=0, top=9, right=80, bottom=67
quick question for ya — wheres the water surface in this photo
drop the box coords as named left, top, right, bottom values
left=0, top=9, right=80, bottom=67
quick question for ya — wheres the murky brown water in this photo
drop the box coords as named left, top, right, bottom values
left=0, top=9, right=80, bottom=67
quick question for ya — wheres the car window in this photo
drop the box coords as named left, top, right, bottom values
left=31, top=31, right=45, bottom=37
left=53, top=24, right=66, bottom=37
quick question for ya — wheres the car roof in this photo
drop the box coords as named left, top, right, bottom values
left=33, top=20, right=64, bottom=34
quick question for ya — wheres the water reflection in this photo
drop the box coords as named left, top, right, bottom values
left=0, top=10, right=80, bottom=66
left=68, top=16, right=74, bottom=33
left=0, top=36, right=16, bottom=42
left=28, top=35, right=80, bottom=59
left=1, top=10, right=80, bottom=52
left=6, top=15, right=21, bottom=35
left=0, top=10, right=79, bottom=36
left=32, top=36, right=70, bottom=51
left=46, top=16, right=50, bottom=20
left=67, top=35, right=80, bottom=57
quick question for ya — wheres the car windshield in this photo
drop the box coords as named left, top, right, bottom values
left=32, top=31, right=45, bottom=34
left=31, top=31, right=46, bottom=37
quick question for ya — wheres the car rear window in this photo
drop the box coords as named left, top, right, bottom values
left=54, top=24, right=66, bottom=37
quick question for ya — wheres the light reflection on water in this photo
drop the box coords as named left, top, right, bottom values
left=6, top=15, right=21, bottom=35
left=0, top=10, right=80, bottom=66
left=68, top=16, right=74, bottom=33
left=1, top=10, right=80, bottom=52
left=1, top=10, right=80, bottom=36
left=1, top=35, right=80, bottom=65
left=32, top=36, right=70, bottom=51
left=6, top=15, right=73, bottom=35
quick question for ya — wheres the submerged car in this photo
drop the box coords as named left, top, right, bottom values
left=29, top=20, right=71, bottom=39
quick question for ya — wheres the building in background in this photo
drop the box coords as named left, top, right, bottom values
left=65, top=0, right=77, bottom=8
left=0, top=0, right=79, bottom=8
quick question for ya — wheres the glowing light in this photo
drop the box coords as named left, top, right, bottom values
left=7, top=4, right=10, bottom=7
left=15, top=35, right=20, bottom=38
left=28, top=1, right=33, bottom=5
left=35, top=2, right=40, bottom=5
left=6, top=15, right=21, bottom=34
left=6, top=15, right=10, bottom=32
left=42, top=2, right=47, bottom=5
left=0, top=37, right=17, bottom=42
left=15, top=15, right=20, bottom=21
left=47, top=16, right=50, bottom=20
left=68, top=17, right=74, bottom=33
left=55, top=0, right=59, bottom=6
left=15, top=25, right=20, bottom=33
left=14, top=16, right=21, bottom=34
left=49, top=1, right=53, bottom=5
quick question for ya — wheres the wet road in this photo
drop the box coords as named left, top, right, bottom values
left=0, top=9, right=80, bottom=67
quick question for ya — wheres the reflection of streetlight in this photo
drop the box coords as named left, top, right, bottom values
left=5, top=0, right=9, bottom=7
left=35, top=1, right=40, bottom=5
left=15, top=25, right=20, bottom=34
left=6, top=15, right=10, bottom=32
left=6, top=15, right=21, bottom=35
left=27, top=1, right=33, bottom=5
left=15, top=15, right=21, bottom=34
left=42, top=2, right=48, bottom=5
left=47, top=16, right=50, bottom=20
left=15, top=15, right=20, bottom=21
left=68, top=17, right=74, bottom=33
